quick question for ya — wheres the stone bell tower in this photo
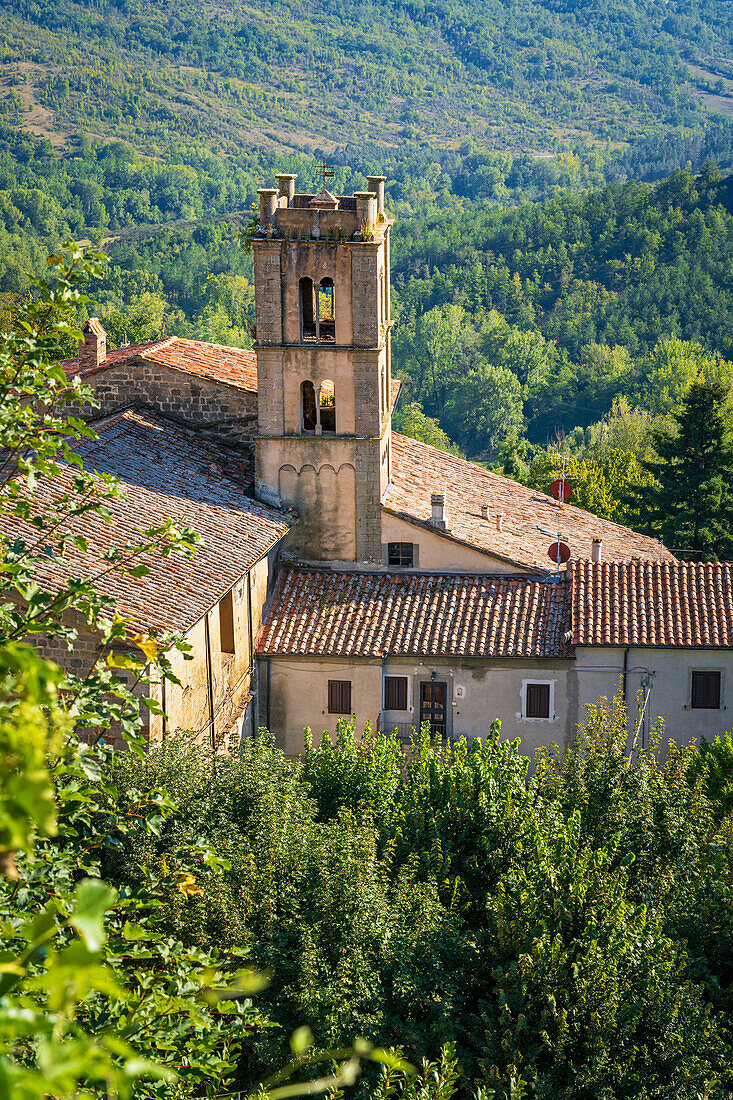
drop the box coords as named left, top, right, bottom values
left=253, top=172, right=392, bottom=563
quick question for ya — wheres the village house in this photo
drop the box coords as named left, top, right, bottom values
left=41, top=171, right=733, bottom=757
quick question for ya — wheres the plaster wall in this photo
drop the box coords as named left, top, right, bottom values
left=574, top=645, right=733, bottom=751
left=381, top=511, right=525, bottom=573
left=263, top=655, right=575, bottom=759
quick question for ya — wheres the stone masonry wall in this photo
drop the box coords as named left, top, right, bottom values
left=68, top=360, right=258, bottom=443
left=355, top=442, right=383, bottom=562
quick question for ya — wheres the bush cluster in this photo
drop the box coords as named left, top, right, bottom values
left=102, top=710, right=733, bottom=1098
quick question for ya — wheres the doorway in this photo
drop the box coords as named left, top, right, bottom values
left=420, top=681, right=448, bottom=739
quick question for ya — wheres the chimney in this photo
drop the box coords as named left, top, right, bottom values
left=592, top=537, right=603, bottom=563
left=480, top=504, right=489, bottom=521
left=277, top=173, right=296, bottom=205
left=367, top=175, right=386, bottom=217
left=257, top=188, right=278, bottom=232
left=496, top=513, right=504, bottom=532
left=431, top=492, right=447, bottom=530
left=78, top=318, right=107, bottom=369
left=355, top=191, right=376, bottom=232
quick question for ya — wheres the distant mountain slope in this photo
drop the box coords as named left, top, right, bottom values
left=2, top=0, right=733, bottom=160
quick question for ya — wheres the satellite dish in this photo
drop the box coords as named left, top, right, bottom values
left=549, top=478, right=572, bottom=502
left=548, top=541, right=571, bottom=564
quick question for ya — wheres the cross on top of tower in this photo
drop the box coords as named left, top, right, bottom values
left=319, top=158, right=334, bottom=189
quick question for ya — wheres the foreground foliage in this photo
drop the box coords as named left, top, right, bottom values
left=0, top=247, right=406, bottom=1097
left=98, top=711, right=733, bottom=1099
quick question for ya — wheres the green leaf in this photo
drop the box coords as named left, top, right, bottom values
left=69, top=879, right=117, bottom=952
left=122, top=921, right=151, bottom=941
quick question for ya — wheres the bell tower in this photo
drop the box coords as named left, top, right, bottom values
left=253, top=173, right=392, bottom=564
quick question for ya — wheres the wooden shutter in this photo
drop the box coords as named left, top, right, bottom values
left=219, top=590, right=235, bottom=654
left=328, top=680, right=352, bottom=714
left=691, top=671, right=721, bottom=709
left=526, top=683, right=550, bottom=718
left=384, top=676, right=408, bottom=710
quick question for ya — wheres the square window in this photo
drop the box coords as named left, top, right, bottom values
left=691, top=671, right=721, bottom=709
left=328, top=680, right=352, bottom=715
left=387, top=542, right=414, bottom=567
left=525, top=682, right=551, bottom=719
left=384, top=675, right=408, bottom=711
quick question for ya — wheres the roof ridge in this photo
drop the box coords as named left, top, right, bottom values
left=139, top=335, right=178, bottom=359
left=170, top=337, right=257, bottom=355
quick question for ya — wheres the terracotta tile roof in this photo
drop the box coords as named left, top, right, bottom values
left=386, top=434, right=673, bottom=573
left=60, top=337, right=402, bottom=411
left=570, top=560, right=733, bottom=648
left=0, top=409, right=291, bottom=635
left=60, top=338, right=259, bottom=392
left=258, top=568, right=569, bottom=658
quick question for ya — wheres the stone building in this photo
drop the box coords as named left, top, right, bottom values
left=32, top=171, right=733, bottom=757
left=5, top=405, right=290, bottom=749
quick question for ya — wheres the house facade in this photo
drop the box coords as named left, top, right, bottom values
left=35, top=170, right=733, bottom=757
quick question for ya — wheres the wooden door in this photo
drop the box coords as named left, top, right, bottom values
left=420, top=681, right=447, bottom=738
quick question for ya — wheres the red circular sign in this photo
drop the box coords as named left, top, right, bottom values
left=548, top=541, right=571, bottom=564
left=549, top=478, right=572, bottom=502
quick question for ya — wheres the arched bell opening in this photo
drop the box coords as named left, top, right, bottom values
left=319, top=380, right=336, bottom=434
left=301, top=380, right=317, bottom=433
left=299, top=277, right=317, bottom=341
left=318, top=278, right=335, bottom=342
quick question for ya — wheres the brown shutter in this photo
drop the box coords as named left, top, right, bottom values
left=692, top=671, right=721, bottom=709
left=328, top=680, right=352, bottom=714
left=526, top=683, right=550, bottom=718
left=384, top=676, right=408, bottom=710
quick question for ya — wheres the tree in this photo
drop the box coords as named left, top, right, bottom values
left=640, top=338, right=733, bottom=416
left=528, top=448, right=656, bottom=525
left=441, top=361, right=524, bottom=458
left=392, top=402, right=463, bottom=455
left=631, top=380, right=733, bottom=559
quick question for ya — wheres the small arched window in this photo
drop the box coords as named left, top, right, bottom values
left=300, top=277, right=316, bottom=341
left=319, top=380, right=336, bottom=434
left=301, top=380, right=317, bottom=432
left=318, top=278, right=335, bottom=342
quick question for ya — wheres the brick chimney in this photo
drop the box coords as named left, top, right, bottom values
left=78, top=318, right=107, bottom=369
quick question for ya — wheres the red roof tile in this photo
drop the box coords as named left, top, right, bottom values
left=0, top=409, right=291, bottom=635
left=258, top=568, right=569, bottom=658
left=387, top=434, right=673, bottom=573
left=61, top=337, right=402, bottom=410
left=570, top=560, right=733, bottom=647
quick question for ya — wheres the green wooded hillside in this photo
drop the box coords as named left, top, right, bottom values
left=3, top=0, right=733, bottom=165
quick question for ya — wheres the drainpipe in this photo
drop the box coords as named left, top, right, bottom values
left=247, top=569, right=256, bottom=740
left=161, top=675, right=167, bottom=742
left=204, top=613, right=215, bottom=751
left=265, top=656, right=271, bottom=734
left=622, top=646, right=630, bottom=711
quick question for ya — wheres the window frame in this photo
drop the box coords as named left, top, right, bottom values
left=328, top=679, right=352, bottom=715
left=387, top=542, right=415, bottom=568
left=219, top=589, right=235, bottom=655
left=383, top=675, right=409, bottom=712
left=522, top=680, right=553, bottom=721
left=690, top=669, right=722, bottom=710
